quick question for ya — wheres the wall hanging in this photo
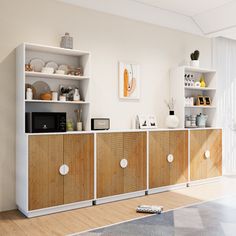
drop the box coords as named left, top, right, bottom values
left=119, top=62, right=140, bottom=99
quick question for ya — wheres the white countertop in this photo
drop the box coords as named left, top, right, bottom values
left=25, top=127, right=222, bottom=136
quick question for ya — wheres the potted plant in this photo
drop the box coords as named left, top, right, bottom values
left=190, top=50, right=200, bottom=67
left=165, top=98, right=179, bottom=128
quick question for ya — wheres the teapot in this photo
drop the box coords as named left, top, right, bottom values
left=196, top=113, right=208, bottom=128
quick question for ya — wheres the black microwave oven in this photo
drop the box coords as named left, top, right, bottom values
left=25, top=112, right=66, bottom=133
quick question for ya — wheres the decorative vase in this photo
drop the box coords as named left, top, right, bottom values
left=200, top=75, right=206, bottom=87
left=165, top=111, right=179, bottom=129
left=26, top=88, right=33, bottom=100
left=60, top=32, right=73, bottom=49
left=77, top=122, right=83, bottom=131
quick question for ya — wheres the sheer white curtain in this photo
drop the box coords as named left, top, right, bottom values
left=213, top=37, right=236, bottom=174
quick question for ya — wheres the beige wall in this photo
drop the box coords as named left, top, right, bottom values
left=0, top=0, right=212, bottom=211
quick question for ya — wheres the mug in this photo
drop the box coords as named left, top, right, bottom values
left=59, top=95, right=66, bottom=102
left=52, top=91, right=58, bottom=101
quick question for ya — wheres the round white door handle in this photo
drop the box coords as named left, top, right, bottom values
left=59, top=164, right=69, bottom=176
left=167, top=154, right=174, bottom=163
left=120, top=159, right=128, bottom=168
left=205, top=150, right=210, bottom=159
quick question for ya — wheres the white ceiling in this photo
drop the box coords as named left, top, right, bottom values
left=59, top=0, right=236, bottom=40
left=135, top=0, right=233, bottom=16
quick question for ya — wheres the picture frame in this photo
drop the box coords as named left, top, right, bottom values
left=119, top=62, right=140, bottom=100
left=147, top=115, right=158, bottom=128
left=136, top=115, right=157, bottom=129
left=137, top=115, right=148, bottom=129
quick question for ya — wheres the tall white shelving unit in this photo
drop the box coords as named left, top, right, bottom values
left=17, top=43, right=91, bottom=133
left=170, top=66, right=217, bottom=128
left=16, top=43, right=91, bottom=215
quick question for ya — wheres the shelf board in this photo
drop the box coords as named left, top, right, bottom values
left=185, top=105, right=216, bottom=109
left=184, top=86, right=216, bottom=91
left=25, top=71, right=89, bottom=81
left=25, top=100, right=90, bottom=105
left=25, top=43, right=90, bottom=56
left=183, top=66, right=216, bottom=73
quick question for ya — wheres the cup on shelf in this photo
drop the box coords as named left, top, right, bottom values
left=52, top=91, right=58, bottom=101
left=185, top=120, right=191, bottom=127
left=41, top=67, right=54, bottom=74
left=59, top=95, right=66, bottom=102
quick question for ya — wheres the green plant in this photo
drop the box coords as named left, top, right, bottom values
left=190, top=50, right=200, bottom=60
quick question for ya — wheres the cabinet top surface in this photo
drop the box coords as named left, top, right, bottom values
left=26, top=127, right=222, bottom=136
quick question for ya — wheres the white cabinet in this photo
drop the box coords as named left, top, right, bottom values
left=16, top=43, right=92, bottom=217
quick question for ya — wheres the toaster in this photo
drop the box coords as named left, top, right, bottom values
left=91, top=118, right=110, bottom=130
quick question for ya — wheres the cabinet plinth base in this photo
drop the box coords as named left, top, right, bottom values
left=96, top=191, right=146, bottom=205
left=188, top=176, right=222, bottom=187
left=18, top=200, right=93, bottom=218
left=148, top=183, right=187, bottom=195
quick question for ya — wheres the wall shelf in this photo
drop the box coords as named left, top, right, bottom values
left=25, top=99, right=90, bottom=104
left=185, top=105, right=216, bottom=109
left=25, top=71, right=90, bottom=81
left=184, top=86, right=216, bottom=91
left=25, top=42, right=90, bottom=56
left=183, top=66, right=216, bottom=73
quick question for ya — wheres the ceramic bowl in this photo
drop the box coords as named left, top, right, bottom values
left=55, top=70, right=65, bottom=75
left=40, top=92, right=52, bottom=100
left=41, top=67, right=54, bottom=74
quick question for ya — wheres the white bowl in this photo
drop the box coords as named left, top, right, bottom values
left=41, top=67, right=54, bottom=74
left=56, top=70, right=65, bottom=75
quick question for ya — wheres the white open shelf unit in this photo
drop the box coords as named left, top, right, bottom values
left=16, top=43, right=91, bottom=216
left=17, top=42, right=91, bottom=133
left=170, top=66, right=217, bottom=128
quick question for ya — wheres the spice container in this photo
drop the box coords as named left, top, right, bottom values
left=26, top=88, right=33, bottom=100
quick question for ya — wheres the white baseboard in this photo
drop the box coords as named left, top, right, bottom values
left=18, top=199, right=93, bottom=218
left=188, top=176, right=222, bottom=187
left=148, top=183, right=187, bottom=194
left=95, top=191, right=146, bottom=205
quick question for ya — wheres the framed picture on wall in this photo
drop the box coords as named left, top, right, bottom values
left=119, top=62, right=140, bottom=99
